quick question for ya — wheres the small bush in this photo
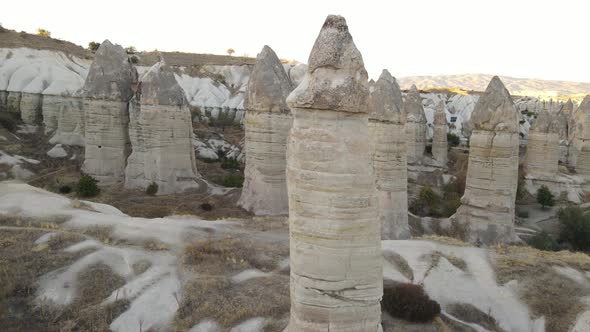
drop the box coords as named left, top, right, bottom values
left=129, top=55, right=139, bottom=64
left=528, top=231, right=560, bottom=251
left=200, top=203, right=214, bottom=211
left=0, top=112, right=18, bottom=131
left=36, top=28, right=51, bottom=37
left=558, top=206, right=590, bottom=251
left=146, top=182, right=158, bottom=196
left=214, top=174, right=244, bottom=188
left=220, top=157, right=240, bottom=170
left=517, top=209, right=529, bottom=218
left=77, top=175, right=100, bottom=197
left=59, top=185, right=72, bottom=194
left=537, top=185, right=555, bottom=209
left=88, top=41, right=101, bottom=51
left=447, top=133, right=461, bottom=147
left=382, top=283, right=441, bottom=323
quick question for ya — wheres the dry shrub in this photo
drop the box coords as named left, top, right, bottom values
left=445, top=303, right=505, bottom=332
left=0, top=214, right=71, bottom=228
left=382, top=282, right=441, bottom=323
left=174, top=274, right=289, bottom=330
left=383, top=251, right=414, bottom=281
left=82, top=226, right=115, bottom=244
left=442, top=254, right=467, bottom=271
left=143, top=239, right=168, bottom=251
left=48, top=232, right=84, bottom=251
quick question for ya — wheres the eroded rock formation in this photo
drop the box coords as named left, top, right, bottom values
left=238, top=45, right=293, bottom=215
left=7, top=91, right=21, bottom=113
left=368, top=69, right=409, bottom=240
left=124, top=59, right=200, bottom=194
left=405, top=85, right=427, bottom=164
left=525, top=109, right=560, bottom=177
left=432, top=101, right=448, bottom=165
left=455, top=76, right=520, bottom=245
left=286, top=15, right=382, bottom=331
left=574, top=96, right=590, bottom=182
left=19, top=92, right=43, bottom=124
left=81, top=40, right=137, bottom=184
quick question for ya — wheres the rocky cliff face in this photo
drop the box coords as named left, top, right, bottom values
left=286, top=15, right=382, bottom=332
left=456, top=76, right=520, bottom=245
left=124, top=60, right=200, bottom=194
left=238, top=45, right=293, bottom=215
left=82, top=40, right=137, bottom=184
left=368, top=69, right=409, bottom=240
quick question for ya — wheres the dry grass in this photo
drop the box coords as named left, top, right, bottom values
left=174, top=274, right=289, bottom=330
left=494, top=245, right=590, bottom=332
left=384, top=251, right=414, bottom=281
left=0, top=213, right=71, bottom=228
left=416, top=235, right=471, bottom=247
left=82, top=226, right=115, bottom=244
left=441, top=254, right=467, bottom=272
left=445, top=303, right=505, bottom=332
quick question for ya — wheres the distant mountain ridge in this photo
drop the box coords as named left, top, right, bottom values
left=398, top=74, right=590, bottom=99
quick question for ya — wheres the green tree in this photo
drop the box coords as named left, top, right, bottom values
left=125, top=46, right=137, bottom=54
left=88, top=41, right=101, bottom=51
left=536, top=185, right=555, bottom=209
left=77, top=175, right=100, bottom=197
left=447, top=133, right=461, bottom=147
left=36, top=28, right=51, bottom=37
left=558, top=206, right=590, bottom=251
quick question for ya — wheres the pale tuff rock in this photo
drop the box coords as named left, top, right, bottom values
left=42, top=94, right=63, bottom=134
left=7, top=91, right=21, bottom=113
left=525, top=109, right=560, bottom=177
left=405, top=85, right=427, bottom=164
left=432, top=101, right=448, bottom=165
left=0, top=91, right=7, bottom=112
left=456, top=76, right=520, bottom=245
left=286, top=15, right=382, bottom=332
left=124, top=60, right=200, bottom=194
left=82, top=41, right=137, bottom=184
left=19, top=92, right=43, bottom=124
left=574, top=96, right=590, bottom=181
left=368, top=69, right=409, bottom=240
left=49, top=95, right=85, bottom=147
left=563, top=98, right=574, bottom=115
left=238, top=46, right=293, bottom=215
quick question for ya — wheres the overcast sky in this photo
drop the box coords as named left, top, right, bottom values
left=2, top=0, right=589, bottom=82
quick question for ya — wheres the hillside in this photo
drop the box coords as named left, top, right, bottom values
left=399, top=74, right=590, bottom=100
left=0, top=26, right=92, bottom=59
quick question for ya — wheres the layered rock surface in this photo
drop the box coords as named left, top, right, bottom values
left=432, top=101, right=448, bottom=165
left=237, top=45, right=293, bottom=215
left=455, top=76, right=520, bottom=245
left=525, top=109, right=560, bottom=177
left=81, top=40, right=137, bottom=183
left=124, top=60, right=200, bottom=194
left=574, top=96, right=590, bottom=182
left=368, top=69, right=409, bottom=240
left=19, top=92, right=43, bottom=124
left=286, top=15, right=382, bottom=332
left=405, top=85, right=427, bottom=164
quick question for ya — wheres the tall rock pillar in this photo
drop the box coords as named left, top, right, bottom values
left=405, top=85, right=427, bottom=164
left=81, top=40, right=137, bottom=184
left=368, top=69, right=409, bottom=240
left=238, top=45, right=293, bottom=215
left=456, top=76, right=520, bottom=245
left=524, top=109, right=560, bottom=177
left=432, top=101, right=448, bottom=165
left=574, top=96, right=590, bottom=183
left=124, top=59, right=200, bottom=194
left=286, top=15, right=382, bottom=332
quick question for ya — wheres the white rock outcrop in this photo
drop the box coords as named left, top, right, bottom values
left=405, top=85, right=427, bottom=164
left=237, top=46, right=293, bottom=215
left=524, top=109, right=560, bottom=177
left=368, top=69, right=409, bottom=240
left=285, top=15, right=382, bottom=331
left=455, top=76, right=520, bottom=245
left=432, top=100, right=448, bottom=165
left=48, top=95, right=86, bottom=146
left=19, top=92, right=43, bottom=124
left=124, top=59, right=200, bottom=194
left=81, top=40, right=137, bottom=184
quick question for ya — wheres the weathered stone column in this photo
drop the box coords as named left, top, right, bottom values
left=432, top=100, right=448, bottom=165
left=524, top=109, right=560, bottom=177
left=574, top=96, right=590, bottom=182
left=0, top=91, right=7, bottom=112
left=20, top=92, right=43, bottom=124
left=405, top=85, right=427, bottom=164
left=49, top=94, right=86, bottom=146
left=81, top=40, right=137, bottom=184
left=42, top=94, right=62, bottom=134
left=7, top=91, right=21, bottom=114
left=286, top=15, right=382, bottom=331
left=238, top=45, right=293, bottom=215
left=124, top=59, right=200, bottom=194
left=456, top=76, right=520, bottom=245
left=368, top=69, right=409, bottom=240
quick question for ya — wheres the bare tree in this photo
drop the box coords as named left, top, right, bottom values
left=226, top=48, right=235, bottom=56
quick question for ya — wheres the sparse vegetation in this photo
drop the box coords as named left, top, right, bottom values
left=536, top=185, right=555, bottom=209
left=447, top=132, right=461, bottom=147
left=516, top=209, right=529, bottom=219
left=220, top=157, right=240, bottom=170
left=226, top=48, right=235, bottom=56
left=58, top=185, right=72, bottom=194
left=213, top=174, right=244, bottom=188
left=0, top=112, right=19, bottom=131
left=77, top=174, right=100, bottom=197
left=88, top=41, right=100, bottom=51
left=527, top=231, right=560, bottom=252
left=36, top=28, right=51, bottom=37
left=125, top=46, right=137, bottom=54
left=382, top=282, right=441, bottom=323
left=410, top=180, right=463, bottom=219
left=146, top=182, right=158, bottom=196
left=129, top=55, right=139, bottom=64
left=200, top=202, right=213, bottom=211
